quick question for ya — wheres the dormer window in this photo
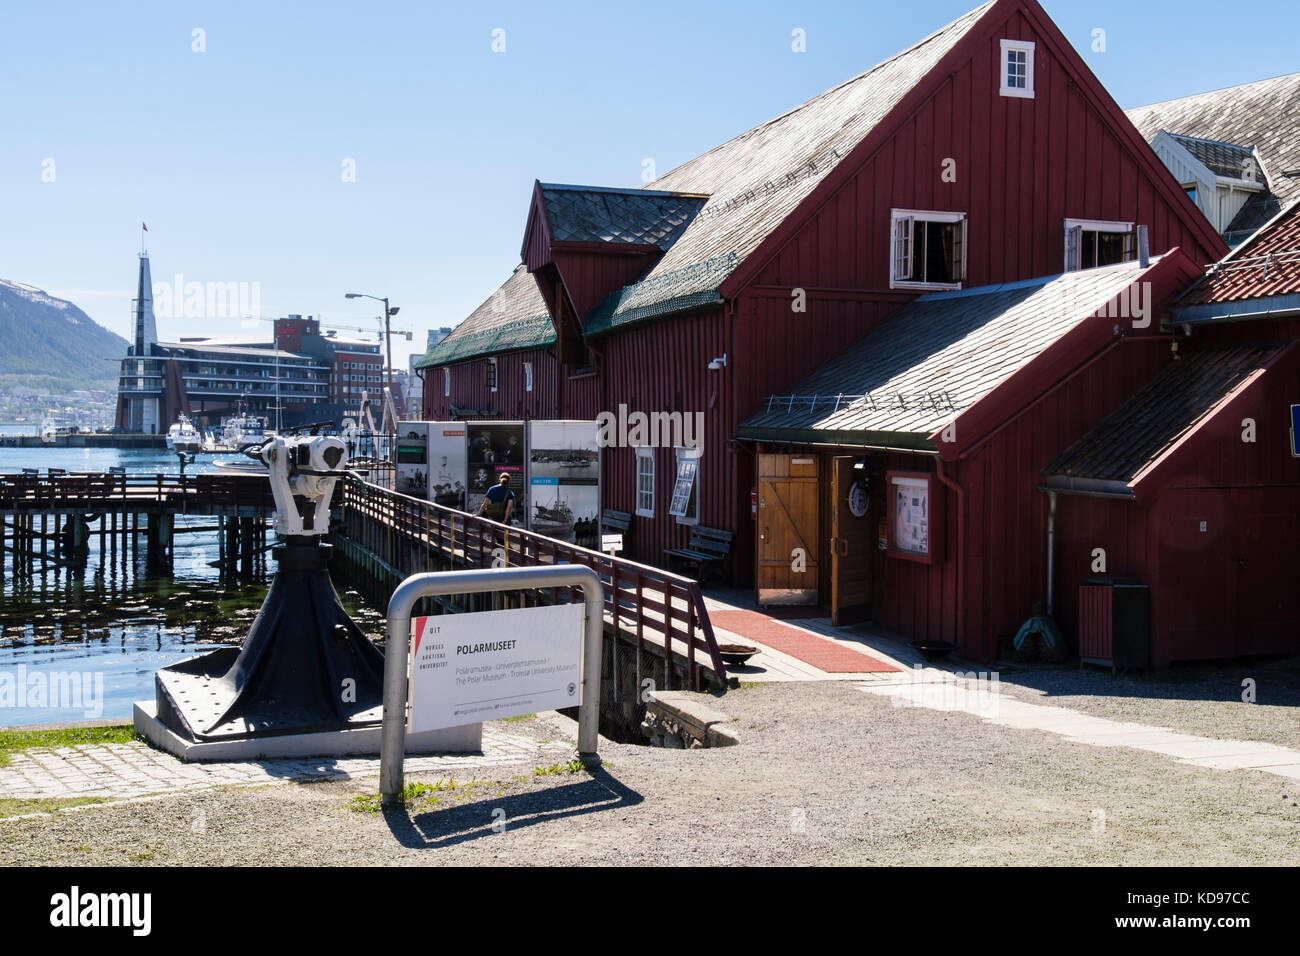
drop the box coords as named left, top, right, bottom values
left=891, top=209, right=967, bottom=290
left=1065, top=219, right=1136, bottom=272
left=1000, top=39, right=1035, bottom=98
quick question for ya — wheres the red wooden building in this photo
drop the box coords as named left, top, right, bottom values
left=418, top=0, right=1248, bottom=662
left=1043, top=201, right=1300, bottom=667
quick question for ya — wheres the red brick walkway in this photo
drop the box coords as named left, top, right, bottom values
left=709, top=610, right=901, bottom=673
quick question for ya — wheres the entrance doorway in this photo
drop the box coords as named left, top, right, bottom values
left=756, top=454, right=819, bottom=605
left=830, top=456, right=873, bottom=625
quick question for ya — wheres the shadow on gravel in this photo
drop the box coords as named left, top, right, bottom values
left=382, top=767, right=642, bottom=849
left=991, top=658, right=1300, bottom=706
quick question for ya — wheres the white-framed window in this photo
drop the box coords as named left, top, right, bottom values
left=890, top=209, right=967, bottom=290
left=635, top=447, right=655, bottom=518
left=1064, top=218, right=1136, bottom=272
left=999, top=39, right=1035, bottom=98
left=669, top=447, right=700, bottom=525
left=523, top=361, right=533, bottom=393
left=443, top=367, right=450, bottom=397
left=485, top=357, right=497, bottom=392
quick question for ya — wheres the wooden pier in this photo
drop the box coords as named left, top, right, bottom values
left=0, top=469, right=729, bottom=725
left=0, top=470, right=273, bottom=577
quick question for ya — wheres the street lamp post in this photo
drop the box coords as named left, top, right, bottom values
left=344, top=292, right=399, bottom=395
left=345, top=291, right=402, bottom=482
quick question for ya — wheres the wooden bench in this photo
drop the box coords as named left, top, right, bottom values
left=664, top=526, right=733, bottom=583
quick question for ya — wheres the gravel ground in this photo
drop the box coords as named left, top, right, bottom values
left=2, top=678, right=1299, bottom=866
left=989, top=657, right=1300, bottom=751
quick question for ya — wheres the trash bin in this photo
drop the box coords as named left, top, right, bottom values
left=1078, top=576, right=1149, bottom=672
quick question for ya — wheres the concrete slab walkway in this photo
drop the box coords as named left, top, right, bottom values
left=858, top=667, right=1300, bottom=781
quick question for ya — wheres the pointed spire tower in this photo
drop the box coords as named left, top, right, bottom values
left=133, top=249, right=158, bottom=355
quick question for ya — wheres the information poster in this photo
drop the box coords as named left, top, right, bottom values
left=466, top=422, right=526, bottom=524
left=426, top=422, right=468, bottom=510
left=528, top=420, right=601, bottom=546
left=394, top=422, right=429, bottom=499
left=408, top=603, right=584, bottom=731
left=892, top=476, right=930, bottom=555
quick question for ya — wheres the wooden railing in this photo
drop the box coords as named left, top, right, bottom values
left=340, top=479, right=728, bottom=689
left=0, top=471, right=273, bottom=511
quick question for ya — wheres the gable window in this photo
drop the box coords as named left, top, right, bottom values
left=635, top=447, right=655, bottom=518
left=669, top=447, right=700, bottom=525
left=1064, top=218, right=1136, bottom=272
left=891, top=209, right=967, bottom=290
left=485, top=357, right=498, bottom=392
left=999, top=39, right=1035, bottom=98
left=443, top=367, right=450, bottom=397
left=523, top=361, right=533, bottom=393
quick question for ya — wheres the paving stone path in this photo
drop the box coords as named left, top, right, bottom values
left=0, top=728, right=574, bottom=804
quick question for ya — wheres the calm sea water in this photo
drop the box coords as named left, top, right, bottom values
left=0, top=445, right=383, bottom=726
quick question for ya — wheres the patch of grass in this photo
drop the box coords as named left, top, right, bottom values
left=532, top=760, right=586, bottom=777
left=501, top=713, right=536, bottom=723
left=0, top=796, right=107, bottom=818
left=349, top=778, right=470, bottom=813
left=0, top=725, right=136, bottom=767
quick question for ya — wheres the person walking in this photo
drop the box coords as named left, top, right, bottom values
left=476, top=473, right=516, bottom=525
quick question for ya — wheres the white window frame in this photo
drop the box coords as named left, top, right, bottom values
left=1064, top=218, right=1136, bottom=272
left=999, top=39, right=1035, bottom=99
left=635, top=447, right=655, bottom=518
left=523, top=361, right=533, bottom=393
left=669, top=446, right=700, bottom=526
left=890, top=208, right=967, bottom=291
left=486, top=357, right=498, bottom=393
left=443, top=367, right=450, bottom=397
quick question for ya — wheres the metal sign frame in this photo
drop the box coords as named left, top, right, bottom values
left=1291, top=404, right=1300, bottom=458
left=380, top=565, right=604, bottom=801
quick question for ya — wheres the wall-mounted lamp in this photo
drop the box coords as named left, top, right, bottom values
left=708, top=353, right=727, bottom=371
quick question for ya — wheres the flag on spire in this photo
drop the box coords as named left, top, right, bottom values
left=142, top=222, right=148, bottom=231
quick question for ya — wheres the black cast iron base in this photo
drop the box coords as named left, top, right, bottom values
left=154, top=538, right=386, bottom=742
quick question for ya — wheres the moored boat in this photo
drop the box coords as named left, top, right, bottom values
left=165, top=414, right=203, bottom=452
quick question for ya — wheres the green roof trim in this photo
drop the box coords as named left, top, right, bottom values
left=414, top=313, right=555, bottom=368
left=584, top=252, right=738, bottom=336
left=735, top=424, right=938, bottom=451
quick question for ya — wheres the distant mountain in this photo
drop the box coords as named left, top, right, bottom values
left=0, top=280, right=128, bottom=392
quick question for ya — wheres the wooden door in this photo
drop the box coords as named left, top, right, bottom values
left=756, top=454, right=819, bottom=605
left=830, top=456, right=873, bottom=626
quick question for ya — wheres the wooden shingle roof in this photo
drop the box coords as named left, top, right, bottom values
left=537, top=184, right=707, bottom=247
left=738, top=261, right=1156, bottom=449
left=587, top=1, right=994, bottom=335
left=415, top=264, right=554, bottom=367
left=1044, top=344, right=1286, bottom=492
left=421, top=1, right=995, bottom=363
left=1127, top=73, right=1300, bottom=238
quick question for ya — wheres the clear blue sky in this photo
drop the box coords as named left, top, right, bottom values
left=1, top=0, right=1295, bottom=367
